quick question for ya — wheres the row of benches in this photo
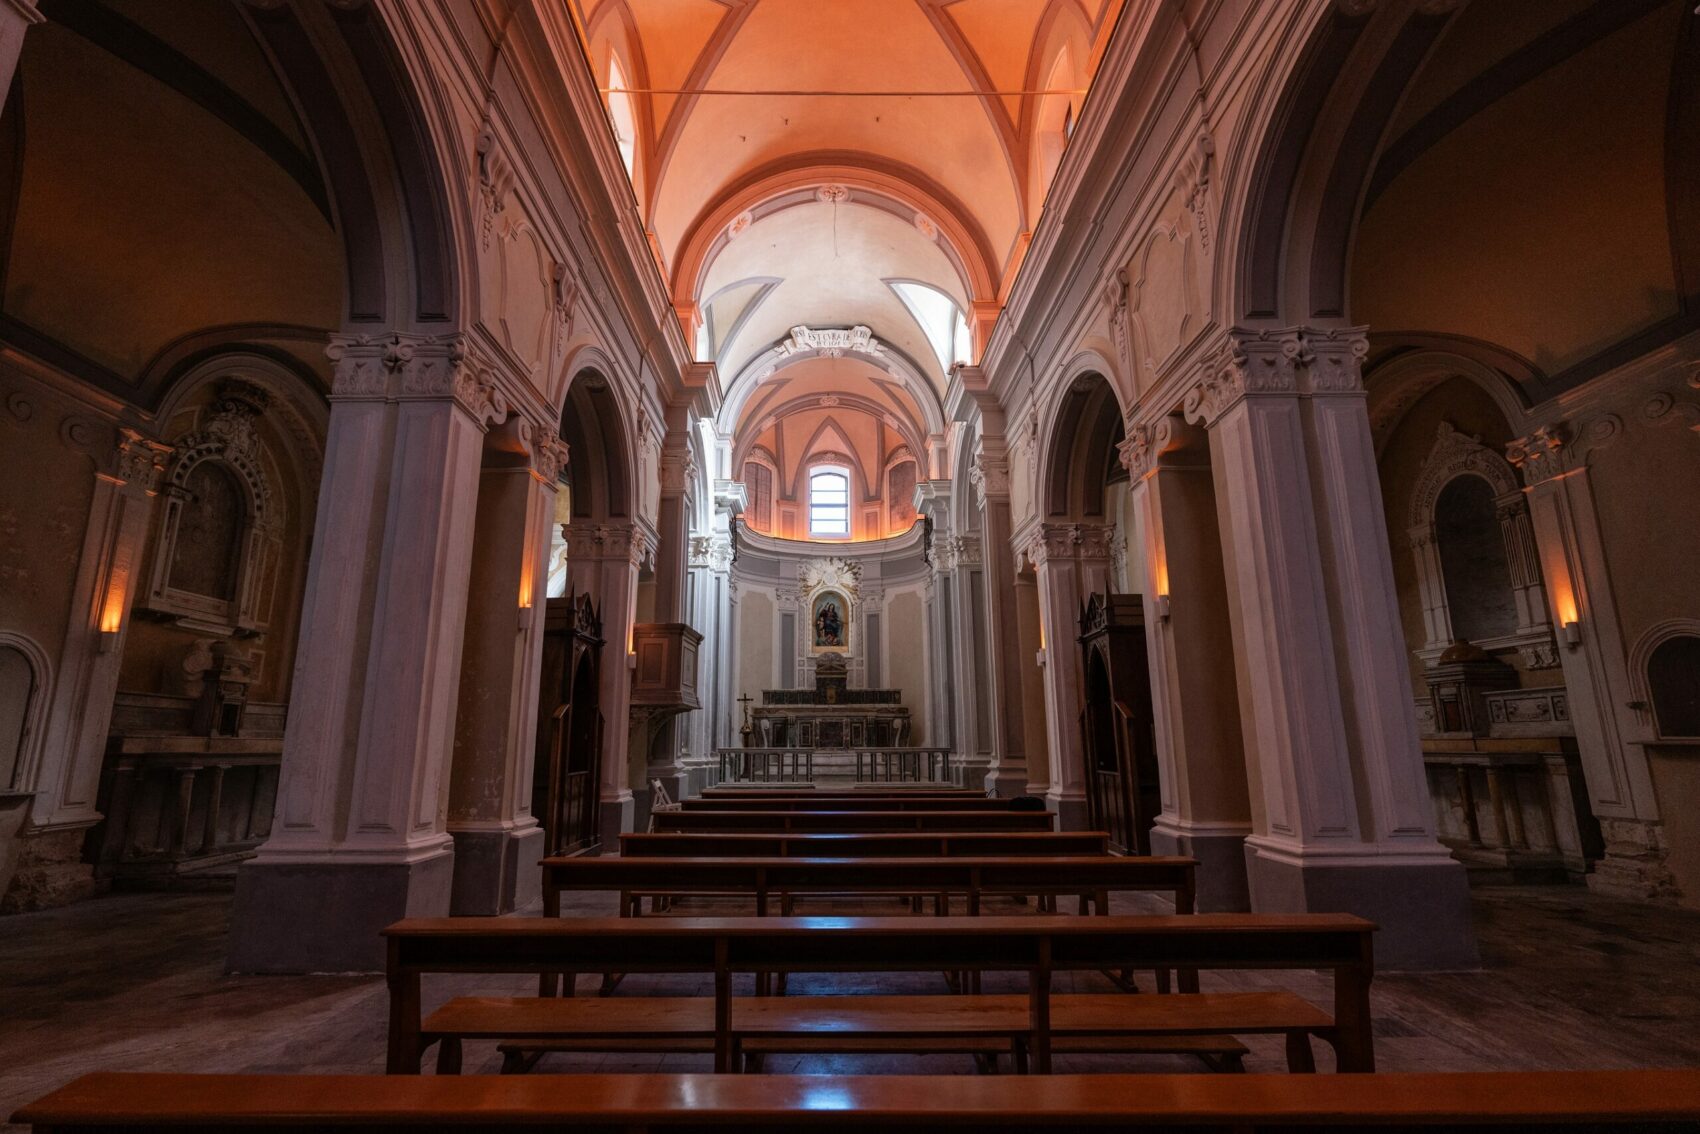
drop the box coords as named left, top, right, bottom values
left=19, top=1070, right=1700, bottom=1131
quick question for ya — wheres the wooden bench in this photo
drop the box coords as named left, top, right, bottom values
left=539, top=854, right=1197, bottom=919
left=619, top=831, right=1111, bottom=858
left=22, top=1070, right=1700, bottom=1131
left=701, top=786, right=985, bottom=797
left=383, top=913, right=1375, bottom=1075
left=651, top=809, right=1055, bottom=832
left=681, top=796, right=1025, bottom=811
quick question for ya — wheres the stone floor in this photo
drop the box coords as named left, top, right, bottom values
left=3, top=883, right=1699, bottom=1129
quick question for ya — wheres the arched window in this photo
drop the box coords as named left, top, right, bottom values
left=1648, top=636, right=1700, bottom=738
left=1434, top=475, right=1517, bottom=643
left=808, top=467, right=850, bottom=538
left=0, top=645, right=34, bottom=791
left=607, top=53, right=637, bottom=180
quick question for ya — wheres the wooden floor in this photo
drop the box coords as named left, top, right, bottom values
left=3, top=883, right=1698, bottom=1131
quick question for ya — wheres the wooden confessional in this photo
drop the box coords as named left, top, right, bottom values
left=533, top=593, right=605, bottom=856
left=1078, top=593, right=1162, bottom=854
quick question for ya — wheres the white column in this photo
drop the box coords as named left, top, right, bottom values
left=1508, top=425, right=1671, bottom=898
left=564, top=520, right=647, bottom=845
left=231, top=332, right=504, bottom=973
left=971, top=441, right=1029, bottom=796
left=445, top=420, right=566, bottom=915
left=1122, top=414, right=1252, bottom=910
left=1185, top=326, right=1475, bottom=969
left=1018, top=522, right=1113, bottom=829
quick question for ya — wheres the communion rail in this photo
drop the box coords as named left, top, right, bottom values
left=716, top=747, right=960, bottom=785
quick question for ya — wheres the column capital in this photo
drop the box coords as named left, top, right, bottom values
left=1183, top=326, right=1368, bottom=427
left=1016, top=521, right=1116, bottom=570
left=969, top=450, right=1011, bottom=508
left=933, top=534, right=982, bottom=573
left=325, top=331, right=510, bottom=427
left=563, top=519, right=655, bottom=570
left=108, top=427, right=173, bottom=494
left=688, top=531, right=734, bottom=573
left=1118, top=412, right=1205, bottom=479
left=1506, top=423, right=1570, bottom=486
left=713, top=478, right=748, bottom=515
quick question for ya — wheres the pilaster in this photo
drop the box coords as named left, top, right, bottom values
left=230, top=332, right=504, bottom=973
left=1017, top=520, right=1114, bottom=829
left=1185, top=326, right=1475, bottom=969
left=1507, top=422, right=1674, bottom=901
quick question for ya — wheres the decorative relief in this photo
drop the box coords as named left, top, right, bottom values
left=113, top=427, right=173, bottom=493
left=815, top=184, right=850, bottom=205
left=968, top=452, right=1009, bottom=507
left=552, top=263, right=580, bottom=354
left=933, top=534, right=981, bottom=573
left=913, top=212, right=938, bottom=241
left=1021, top=522, right=1116, bottom=568
left=1506, top=424, right=1569, bottom=485
left=726, top=210, right=754, bottom=241
left=3, top=389, right=33, bottom=426
left=1408, top=423, right=1519, bottom=524
left=1642, top=390, right=1700, bottom=434
left=799, top=557, right=863, bottom=602
left=475, top=117, right=515, bottom=253
left=1104, top=267, right=1131, bottom=376
left=531, top=431, right=571, bottom=484
left=819, top=395, right=840, bottom=407
left=1172, top=132, right=1215, bottom=252
left=1182, top=326, right=1368, bottom=426
left=326, top=332, right=510, bottom=426
left=778, top=325, right=883, bottom=359
left=658, top=446, right=698, bottom=494
left=689, top=533, right=734, bottom=573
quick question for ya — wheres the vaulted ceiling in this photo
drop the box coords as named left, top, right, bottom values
left=569, top=0, right=1124, bottom=415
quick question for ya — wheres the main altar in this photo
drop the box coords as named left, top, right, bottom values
left=750, top=654, right=912, bottom=748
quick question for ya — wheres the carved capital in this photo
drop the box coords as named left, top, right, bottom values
left=1022, top=522, right=1116, bottom=568
left=658, top=444, right=698, bottom=495
left=327, top=331, right=509, bottom=426
left=1506, top=424, right=1569, bottom=486
left=113, top=427, right=173, bottom=493
left=1303, top=326, right=1369, bottom=394
left=969, top=452, right=1010, bottom=507
left=531, top=432, right=570, bottom=484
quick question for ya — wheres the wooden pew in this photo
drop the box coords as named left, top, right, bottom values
left=681, top=796, right=1025, bottom=811
left=20, top=1070, right=1700, bottom=1132
left=651, top=809, right=1055, bottom=832
left=539, top=854, right=1196, bottom=919
left=383, top=913, right=1375, bottom=1075
left=701, top=786, right=984, bottom=797
left=619, top=830, right=1110, bottom=858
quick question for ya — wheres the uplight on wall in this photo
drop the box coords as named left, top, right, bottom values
left=1562, top=620, right=1582, bottom=649
left=1155, top=594, right=1171, bottom=621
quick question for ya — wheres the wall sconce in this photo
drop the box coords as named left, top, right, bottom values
left=1035, top=648, right=1047, bottom=670
left=518, top=604, right=532, bottom=632
left=1562, top=620, right=1582, bottom=649
left=628, top=651, right=638, bottom=670
left=97, top=629, right=119, bottom=655
left=1155, top=594, right=1171, bottom=621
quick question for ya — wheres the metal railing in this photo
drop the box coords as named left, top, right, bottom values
left=853, top=747, right=957, bottom=785
left=717, top=748, right=816, bottom=783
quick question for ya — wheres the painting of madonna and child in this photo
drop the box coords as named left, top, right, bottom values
left=812, top=592, right=847, bottom=651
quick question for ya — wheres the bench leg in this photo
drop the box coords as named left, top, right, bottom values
left=1200, top=1051, right=1246, bottom=1074
left=435, top=1037, right=463, bottom=1075
left=1012, top=1038, right=1030, bottom=1075
left=599, top=973, right=625, bottom=997
left=1286, top=1030, right=1317, bottom=1074
left=501, top=1049, right=543, bottom=1075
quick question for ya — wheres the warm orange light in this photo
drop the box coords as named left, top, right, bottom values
left=518, top=568, right=533, bottom=611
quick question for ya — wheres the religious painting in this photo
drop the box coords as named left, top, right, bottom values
left=811, top=590, right=849, bottom=653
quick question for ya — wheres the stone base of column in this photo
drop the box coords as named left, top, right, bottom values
left=1045, top=788, right=1090, bottom=832
left=448, top=825, right=544, bottom=915
left=1586, top=818, right=1679, bottom=903
left=228, top=845, right=454, bottom=974
left=0, top=827, right=100, bottom=913
left=1244, top=839, right=1478, bottom=971
left=1151, top=820, right=1251, bottom=912
left=983, top=766, right=1027, bottom=798
left=599, top=793, right=634, bottom=849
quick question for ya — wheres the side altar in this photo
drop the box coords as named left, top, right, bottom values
left=750, top=654, right=912, bottom=748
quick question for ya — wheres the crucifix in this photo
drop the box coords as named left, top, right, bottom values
left=737, top=693, right=755, bottom=747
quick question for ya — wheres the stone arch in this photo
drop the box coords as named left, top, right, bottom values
left=558, top=365, right=637, bottom=522
left=1040, top=369, right=1124, bottom=520
left=245, top=2, right=467, bottom=328
left=1628, top=619, right=1700, bottom=739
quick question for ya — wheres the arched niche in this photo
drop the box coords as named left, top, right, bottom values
left=0, top=633, right=51, bottom=795
left=1041, top=371, right=1123, bottom=520
left=1629, top=620, right=1700, bottom=741
left=140, top=380, right=281, bottom=636
left=1406, top=422, right=1553, bottom=666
